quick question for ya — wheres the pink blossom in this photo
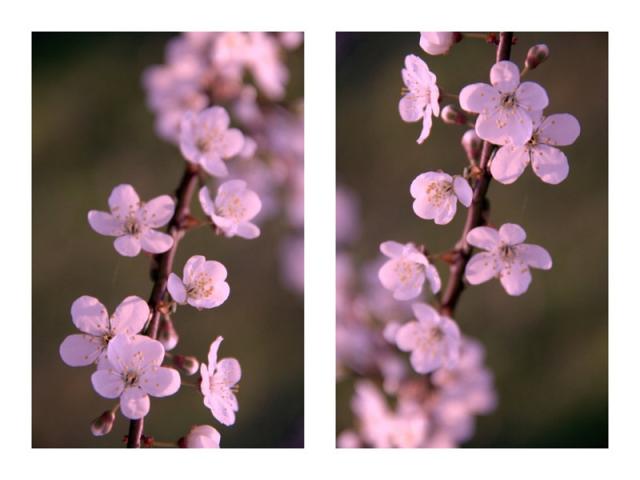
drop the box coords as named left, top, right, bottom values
left=419, top=32, right=458, bottom=55
left=410, top=171, right=472, bottom=224
left=378, top=241, right=441, bottom=300
left=88, top=184, right=175, bottom=257
left=464, top=223, right=552, bottom=296
left=167, top=255, right=230, bottom=309
left=399, top=54, right=440, bottom=144
left=245, top=32, right=289, bottom=100
left=91, top=334, right=180, bottom=419
left=179, top=106, right=245, bottom=177
left=491, top=111, right=580, bottom=184
left=337, top=430, right=361, bottom=448
left=279, top=32, right=303, bottom=50
left=200, top=336, right=241, bottom=426
left=183, top=425, right=221, bottom=448
left=395, top=303, right=461, bottom=374
left=199, top=181, right=262, bottom=239
left=460, top=61, right=549, bottom=146
left=60, top=296, right=149, bottom=368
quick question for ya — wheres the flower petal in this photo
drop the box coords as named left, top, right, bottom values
left=201, top=154, right=229, bottom=177
left=538, top=113, right=580, bottom=146
left=416, top=106, right=433, bottom=144
left=516, top=82, right=549, bottom=112
left=88, top=211, right=123, bottom=236
left=465, top=252, right=500, bottom=285
left=412, top=302, right=439, bottom=326
left=221, top=128, right=245, bottom=158
left=466, top=226, right=499, bottom=250
left=490, top=61, right=520, bottom=93
left=186, top=425, right=221, bottom=448
left=530, top=144, right=569, bottom=184
left=235, top=222, right=261, bottom=239
left=59, top=334, right=103, bottom=367
left=91, top=368, right=124, bottom=399
left=110, top=296, right=149, bottom=336
left=114, top=235, right=142, bottom=257
left=410, top=347, right=441, bottom=374
left=399, top=93, right=425, bottom=122
left=453, top=176, right=472, bottom=207
left=139, top=195, right=175, bottom=228
left=120, top=387, right=151, bottom=420
left=214, top=358, right=242, bottom=386
left=168, top=273, right=187, bottom=304
left=141, top=366, right=181, bottom=397
left=412, top=195, right=440, bottom=221
left=207, top=337, right=224, bottom=373
left=425, top=264, right=441, bottom=293
left=434, top=196, right=457, bottom=225
left=499, top=223, right=526, bottom=245
left=202, top=260, right=228, bottom=282
left=207, top=394, right=237, bottom=426
left=490, top=145, right=530, bottom=184
left=108, top=184, right=140, bottom=219
left=499, top=264, right=532, bottom=296
left=188, top=281, right=230, bottom=309
left=71, top=295, right=109, bottom=335
left=476, top=107, right=533, bottom=146
left=198, top=186, right=215, bottom=217
left=518, top=244, right=552, bottom=270
left=379, top=241, right=405, bottom=259
left=393, top=281, right=423, bottom=301
left=395, top=321, right=420, bottom=352
left=459, top=83, right=498, bottom=114
left=140, top=229, right=174, bottom=254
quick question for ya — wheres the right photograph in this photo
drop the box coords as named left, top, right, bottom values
left=336, top=32, right=607, bottom=448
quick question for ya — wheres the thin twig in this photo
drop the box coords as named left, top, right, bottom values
left=126, top=162, right=201, bottom=448
left=439, top=32, right=513, bottom=317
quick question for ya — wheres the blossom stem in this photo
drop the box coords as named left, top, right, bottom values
left=441, top=91, right=459, bottom=100
left=126, top=162, right=201, bottom=448
left=439, top=32, right=513, bottom=317
left=520, top=65, right=529, bottom=77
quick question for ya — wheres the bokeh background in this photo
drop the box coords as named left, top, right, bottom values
left=32, top=32, right=304, bottom=447
left=336, top=32, right=607, bottom=447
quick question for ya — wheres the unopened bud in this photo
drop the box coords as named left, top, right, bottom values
left=91, top=410, right=116, bottom=437
left=525, top=44, right=549, bottom=70
left=461, top=129, right=483, bottom=161
left=157, top=317, right=179, bottom=351
left=441, top=104, right=468, bottom=125
left=172, top=354, right=200, bottom=376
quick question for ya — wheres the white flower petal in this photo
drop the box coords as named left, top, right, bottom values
left=91, top=368, right=124, bottom=399
left=71, top=296, right=109, bottom=336
left=466, top=226, right=499, bottom=250
left=412, top=302, right=439, bottom=325
left=416, top=106, right=433, bottom=144
left=459, top=83, right=498, bottom=114
left=516, top=82, right=549, bottom=112
left=490, top=61, right=520, bottom=93
left=140, top=229, right=174, bottom=254
left=207, top=337, right=224, bottom=373
left=88, top=211, right=123, bottom=236
left=531, top=144, right=569, bottom=185
left=114, top=235, right=142, bottom=257
left=453, top=176, right=473, bottom=207
left=141, top=366, right=181, bottom=397
left=139, top=195, right=175, bottom=228
left=499, top=264, right=532, bottom=296
left=198, top=186, right=215, bottom=217
left=201, top=154, right=229, bottom=177
left=538, top=113, right=580, bottom=146
left=399, top=93, right=425, bottom=122
left=168, top=273, right=187, bottom=304
left=395, top=321, right=420, bottom=351
left=214, top=358, right=242, bottom=386
left=221, top=128, right=245, bottom=158
left=110, top=296, right=149, bottom=336
left=518, top=244, right=552, bottom=270
left=108, top=184, right=140, bottom=219
left=235, top=222, right=260, bottom=239
left=491, top=145, right=530, bottom=184
left=379, top=241, right=405, bottom=259
left=465, top=252, right=500, bottom=285
left=59, top=334, right=103, bottom=367
left=120, top=387, right=151, bottom=419
left=499, top=223, right=526, bottom=245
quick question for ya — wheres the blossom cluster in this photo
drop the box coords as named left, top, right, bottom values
left=338, top=32, right=578, bottom=448
left=60, top=32, right=303, bottom=448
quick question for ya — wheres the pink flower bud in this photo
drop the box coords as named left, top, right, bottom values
left=525, top=44, right=550, bottom=70
left=461, top=129, right=483, bottom=161
left=157, top=317, right=179, bottom=351
left=441, top=104, right=468, bottom=125
left=91, top=410, right=116, bottom=437
left=172, top=354, right=200, bottom=376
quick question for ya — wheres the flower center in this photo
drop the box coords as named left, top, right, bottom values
left=394, top=260, right=422, bottom=286
left=124, top=216, right=141, bottom=236
left=196, top=129, right=222, bottom=153
left=417, top=327, right=444, bottom=351
left=500, top=92, right=517, bottom=109
left=102, top=332, right=113, bottom=347
left=499, top=243, right=516, bottom=263
left=425, top=181, right=453, bottom=207
left=217, top=194, right=246, bottom=220
left=186, top=272, right=215, bottom=299
left=123, top=370, right=139, bottom=387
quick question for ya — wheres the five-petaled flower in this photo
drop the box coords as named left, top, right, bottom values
left=88, top=184, right=175, bottom=257
left=182, top=425, right=221, bottom=448
left=491, top=111, right=580, bottom=185
left=91, top=334, right=180, bottom=420
left=168, top=255, right=230, bottom=309
left=199, top=180, right=262, bottom=239
left=410, top=171, right=472, bottom=224
left=200, top=336, right=242, bottom=426
left=179, top=106, right=245, bottom=177
left=464, top=223, right=552, bottom=296
left=419, top=32, right=459, bottom=56
left=60, top=295, right=149, bottom=368
left=378, top=241, right=441, bottom=300
left=395, top=303, right=461, bottom=374
left=460, top=61, right=549, bottom=146
left=399, top=54, right=440, bottom=144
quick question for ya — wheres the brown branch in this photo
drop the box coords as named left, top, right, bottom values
left=439, top=32, right=513, bottom=317
left=126, top=162, right=201, bottom=448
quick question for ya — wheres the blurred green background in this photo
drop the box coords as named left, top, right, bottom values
left=336, top=32, right=607, bottom=447
left=32, top=32, right=303, bottom=448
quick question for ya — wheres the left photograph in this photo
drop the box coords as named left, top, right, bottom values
left=32, top=32, right=304, bottom=448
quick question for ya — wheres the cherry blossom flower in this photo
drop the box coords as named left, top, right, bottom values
left=459, top=61, right=549, bottom=146
left=182, top=425, right=221, bottom=448
left=91, top=334, right=180, bottom=419
left=198, top=181, right=262, bottom=239
left=410, top=171, right=472, bottom=224
left=60, top=295, right=149, bottom=368
left=337, top=430, right=361, bottom=448
left=419, top=32, right=459, bottom=55
left=490, top=111, right=580, bottom=184
left=399, top=54, right=440, bottom=144
left=200, top=336, right=241, bottom=426
left=179, top=106, right=245, bottom=177
left=168, top=255, right=230, bottom=309
left=395, top=303, right=461, bottom=374
left=88, top=184, right=175, bottom=257
left=378, top=241, right=441, bottom=300
left=464, top=223, right=552, bottom=296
